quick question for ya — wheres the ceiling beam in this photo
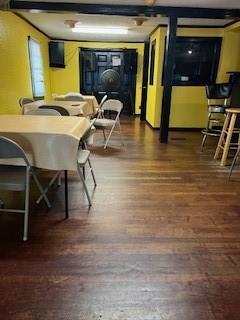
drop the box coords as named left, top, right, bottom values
left=9, top=1, right=240, bottom=19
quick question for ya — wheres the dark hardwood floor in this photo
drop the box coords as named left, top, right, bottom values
left=1, top=117, right=240, bottom=320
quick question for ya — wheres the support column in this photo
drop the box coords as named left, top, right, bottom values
left=160, top=15, right=177, bottom=143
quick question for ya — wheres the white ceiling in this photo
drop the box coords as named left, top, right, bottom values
left=21, top=12, right=232, bottom=41
left=17, top=0, right=240, bottom=10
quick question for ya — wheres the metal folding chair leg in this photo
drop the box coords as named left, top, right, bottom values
left=23, top=167, right=30, bottom=241
left=102, top=129, right=106, bottom=141
left=229, top=149, right=240, bottom=180
left=201, top=134, right=207, bottom=152
left=31, top=171, right=51, bottom=208
left=118, top=119, right=124, bottom=147
left=88, top=158, right=97, bottom=186
left=77, top=165, right=92, bottom=206
left=36, top=171, right=61, bottom=205
left=104, top=120, right=118, bottom=149
left=57, top=173, right=62, bottom=186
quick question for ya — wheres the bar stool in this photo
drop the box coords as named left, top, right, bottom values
left=201, top=83, right=233, bottom=152
left=214, top=108, right=240, bottom=166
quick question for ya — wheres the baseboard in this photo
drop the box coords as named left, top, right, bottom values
left=145, top=120, right=160, bottom=130
left=169, top=127, right=203, bottom=131
left=145, top=121, right=203, bottom=131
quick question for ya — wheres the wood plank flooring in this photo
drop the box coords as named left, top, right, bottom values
left=0, top=117, right=240, bottom=320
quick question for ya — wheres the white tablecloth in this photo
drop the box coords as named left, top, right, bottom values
left=0, top=115, right=90, bottom=171
left=23, top=100, right=91, bottom=117
left=54, top=95, right=99, bottom=115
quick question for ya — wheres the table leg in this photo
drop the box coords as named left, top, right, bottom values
left=64, top=170, right=69, bottom=219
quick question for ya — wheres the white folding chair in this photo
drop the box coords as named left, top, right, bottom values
left=19, top=97, right=34, bottom=115
left=77, top=120, right=97, bottom=206
left=0, top=136, right=51, bottom=241
left=94, top=99, right=124, bottom=149
left=25, top=108, right=63, bottom=205
left=25, top=109, right=61, bottom=116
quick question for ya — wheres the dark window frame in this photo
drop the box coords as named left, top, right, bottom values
left=162, top=36, right=222, bottom=86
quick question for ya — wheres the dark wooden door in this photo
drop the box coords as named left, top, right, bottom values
left=80, top=49, right=137, bottom=115
left=140, top=41, right=149, bottom=121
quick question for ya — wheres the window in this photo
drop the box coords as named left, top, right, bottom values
left=28, top=37, right=45, bottom=98
left=163, top=37, right=222, bottom=86
left=149, top=40, right=156, bottom=85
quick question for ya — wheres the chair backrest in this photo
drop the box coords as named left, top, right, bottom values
left=19, top=97, right=34, bottom=108
left=0, top=136, right=30, bottom=166
left=81, top=119, right=96, bottom=142
left=64, top=92, right=84, bottom=101
left=25, top=109, right=61, bottom=116
left=102, top=99, right=123, bottom=113
left=206, top=83, right=233, bottom=100
left=39, top=105, right=70, bottom=116
left=99, top=95, right=108, bottom=108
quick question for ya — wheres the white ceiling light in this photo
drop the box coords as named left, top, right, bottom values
left=72, top=27, right=128, bottom=35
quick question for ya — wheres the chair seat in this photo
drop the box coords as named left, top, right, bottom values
left=77, top=150, right=90, bottom=167
left=201, top=128, right=221, bottom=137
left=94, top=118, right=115, bottom=128
left=0, top=165, right=26, bottom=191
left=0, top=152, right=33, bottom=166
left=208, top=105, right=225, bottom=113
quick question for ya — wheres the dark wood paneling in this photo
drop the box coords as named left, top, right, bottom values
left=10, top=1, right=240, bottom=19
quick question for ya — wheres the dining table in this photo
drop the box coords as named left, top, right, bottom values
left=23, top=99, right=92, bottom=117
left=0, top=115, right=91, bottom=217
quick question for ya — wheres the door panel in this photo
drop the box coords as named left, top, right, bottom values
left=80, top=49, right=137, bottom=115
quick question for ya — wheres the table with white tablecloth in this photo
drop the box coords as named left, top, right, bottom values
left=54, top=95, right=99, bottom=115
left=0, top=115, right=91, bottom=216
left=0, top=115, right=90, bottom=171
left=23, top=100, right=91, bottom=117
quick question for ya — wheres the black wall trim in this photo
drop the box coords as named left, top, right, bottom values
left=51, top=38, right=144, bottom=44
left=145, top=121, right=203, bottom=131
left=140, top=41, right=149, bottom=121
left=160, top=16, right=177, bottom=143
left=150, top=24, right=227, bottom=35
left=10, top=1, right=240, bottom=19
left=145, top=120, right=160, bottom=130
left=14, top=12, right=50, bottom=38
left=169, top=127, right=202, bottom=131
left=149, top=25, right=161, bottom=38
left=223, top=19, right=240, bottom=28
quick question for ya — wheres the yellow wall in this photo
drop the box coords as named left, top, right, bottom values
left=146, top=28, right=164, bottom=127
left=146, top=26, right=240, bottom=128
left=0, top=12, right=51, bottom=115
left=50, top=41, right=144, bottom=114
left=2, top=11, right=240, bottom=124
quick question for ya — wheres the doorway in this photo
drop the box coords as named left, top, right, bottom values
left=80, top=48, right=138, bottom=115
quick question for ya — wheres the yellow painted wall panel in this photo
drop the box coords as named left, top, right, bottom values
left=50, top=41, right=144, bottom=114
left=146, top=28, right=164, bottom=127
left=0, top=12, right=51, bottom=115
left=146, top=26, right=240, bottom=128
